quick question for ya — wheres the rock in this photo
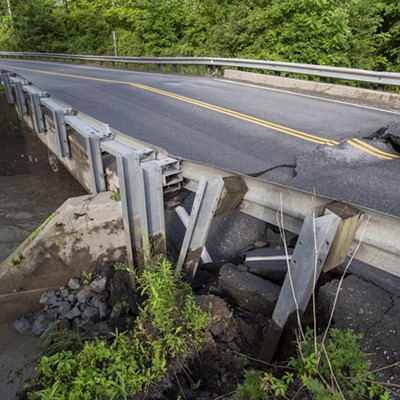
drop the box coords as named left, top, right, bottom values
left=60, top=288, right=69, bottom=299
left=13, top=317, right=31, bottom=334
left=98, top=303, right=108, bottom=319
left=39, top=292, right=48, bottom=305
left=197, top=295, right=237, bottom=343
left=32, top=313, right=52, bottom=336
left=65, top=306, right=82, bottom=320
left=68, top=293, right=76, bottom=303
left=110, top=304, right=123, bottom=319
left=218, top=263, right=280, bottom=315
left=76, top=286, right=93, bottom=304
left=67, top=278, right=81, bottom=290
left=58, top=301, right=72, bottom=319
left=44, top=292, right=59, bottom=307
left=89, top=277, right=107, bottom=293
left=81, top=306, right=99, bottom=320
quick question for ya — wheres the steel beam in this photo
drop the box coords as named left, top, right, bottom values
left=13, top=81, right=27, bottom=116
left=1, top=71, right=14, bottom=104
left=176, top=176, right=225, bottom=281
left=27, top=92, right=47, bottom=134
left=259, top=210, right=341, bottom=362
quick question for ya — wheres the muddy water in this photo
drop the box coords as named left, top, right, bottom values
left=0, top=169, right=86, bottom=262
left=0, top=169, right=86, bottom=399
left=0, top=324, right=39, bottom=399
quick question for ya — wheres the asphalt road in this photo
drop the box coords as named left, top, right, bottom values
left=1, top=59, right=400, bottom=216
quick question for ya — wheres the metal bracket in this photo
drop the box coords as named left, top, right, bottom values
left=1, top=71, right=14, bottom=104
left=175, top=176, right=225, bottom=281
left=259, top=210, right=341, bottom=362
left=22, top=86, right=50, bottom=134
left=63, top=114, right=108, bottom=193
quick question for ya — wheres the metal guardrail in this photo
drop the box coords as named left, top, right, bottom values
left=1, top=69, right=400, bottom=280
left=1, top=51, right=400, bottom=88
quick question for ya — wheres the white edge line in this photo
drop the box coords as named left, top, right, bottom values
left=219, top=79, right=400, bottom=116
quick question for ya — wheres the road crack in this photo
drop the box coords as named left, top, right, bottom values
left=248, top=163, right=297, bottom=178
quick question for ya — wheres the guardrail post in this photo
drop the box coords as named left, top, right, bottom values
left=14, top=81, right=28, bottom=116
left=260, top=203, right=363, bottom=362
left=259, top=209, right=343, bottom=362
left=27, top=92, right=47, bottom=134
left=1, top=71, right=14, bottom=104
left=175, top=176, right=225, bottom=281
left=141, top=159, right=168, bottom=256
left=115, top=151, right=148, bottom=272
left=84, top=134, right=106, bottom=193
left=52, top=110, right=71, bottom=158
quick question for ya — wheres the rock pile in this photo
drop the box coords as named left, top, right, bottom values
left=13, top=269, right=135, bottom=337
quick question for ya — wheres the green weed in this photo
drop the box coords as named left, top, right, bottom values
left=37, top=321, right=88, bottom=356
left=23, top=212, right=58, bottom=247
left=8, top=252, right=22, bottom=267
left=81, top=271, right=93, bottom=285
left=237, top=327, right=390, bottom=399
left=110, top=190, right=121, bottom=201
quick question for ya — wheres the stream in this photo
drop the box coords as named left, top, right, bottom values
left=0, top=169, right=86, bottom=399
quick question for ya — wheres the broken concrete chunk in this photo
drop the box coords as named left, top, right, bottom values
left=65, top=306, right=82, bottom=320
left=76, top=286, right=93, bottom=304
left=32, top=313, right=52, bottom=336
left=13, top=317, right=31, bottom=334
left=245, top=247, right=292, bottom=285
left=67, top=278, right=81, bottom=290
left=81, top=306, right=99, bottom=320
left=218, top=263, right=281, bottom=315
left=89, top=277, right=107, bottom=293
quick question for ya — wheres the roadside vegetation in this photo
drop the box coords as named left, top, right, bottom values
left=0, top=0, right=399, bottom=72
left=19, top=257, right=210, bottom=399
left=237, top=328, right=391, bottom=399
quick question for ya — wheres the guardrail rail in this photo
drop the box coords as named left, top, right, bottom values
left=1, top=52, right=400, bottom=89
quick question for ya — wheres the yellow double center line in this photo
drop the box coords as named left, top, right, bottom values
left=347, top=138, right=400, bottom=160
left=1, top=64, right=337, bottom=146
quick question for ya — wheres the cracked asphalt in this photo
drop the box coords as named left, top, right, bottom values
left=1, top=59, right=400, bottom=215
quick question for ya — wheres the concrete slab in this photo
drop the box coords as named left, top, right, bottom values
left=0, top=192, right=126, bottom=323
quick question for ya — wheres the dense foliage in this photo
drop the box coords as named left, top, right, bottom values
left=0, top=0, right=399, bottom=71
